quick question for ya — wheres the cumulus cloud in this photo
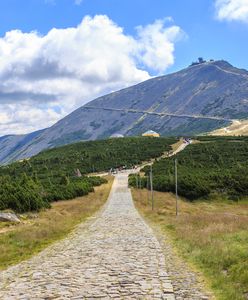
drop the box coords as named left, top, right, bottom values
left=0, top=15, right=183, bottom=135
left=136, top=19, right=184, bottom=73
left=0, top=103, right=61, bottom=135
left=74, top=0, right=83, bottom=4
left=215, top=0, right=248, bottom=23
left=45, top=0, right=81, bottom=5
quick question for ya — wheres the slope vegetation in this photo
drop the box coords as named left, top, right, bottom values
left=132, top=188, right=248, bottom=300
left=132, top=136, right=248, bottom=200
left=0, top=137, right=176, bottom=212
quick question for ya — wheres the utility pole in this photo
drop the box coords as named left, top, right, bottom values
left=139, top=173, right=141, bottom=199
left=150, top=165, right=154, bottom=210
left=147, top=174, right=150, bottom=203
left=175, top=159, right=178, bottom=216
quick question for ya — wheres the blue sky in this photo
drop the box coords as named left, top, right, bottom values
left=0, top=0, right=247, bottom=71
left=0, top=0, right=247, bottom=135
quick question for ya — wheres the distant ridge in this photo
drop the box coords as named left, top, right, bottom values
left=1, top=59, right=248, bottom=164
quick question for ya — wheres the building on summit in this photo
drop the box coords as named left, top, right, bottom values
left=142, top=130, right=160, bottom=137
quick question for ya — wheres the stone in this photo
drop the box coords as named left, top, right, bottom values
left=0, top=212, right=20, bottom=223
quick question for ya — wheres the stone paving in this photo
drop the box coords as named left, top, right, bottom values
left=151, top=224, right=213, bottom=300
left=0, top=173, right=176, bottom=299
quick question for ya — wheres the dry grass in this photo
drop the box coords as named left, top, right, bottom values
left=0, top=176, right=113, bottom=270
left=171, top=138, right=184, bottom=152
left=132, top=188, right=248, bottom=300
left=210, top=120, right=248, bottom=136
left=140, top=139, right=183, bottom=172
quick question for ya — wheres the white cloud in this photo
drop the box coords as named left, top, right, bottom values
left=74, top=0, right=83, bottom=5
left=136, top=19, right=184, bottom=73
left=0, top=104, right=61, bottom=135
left=0, top=15, right=183, bottom=136
left=45, top=0, right=82, bottom=5
left=215, top=0, right=248, bottom=23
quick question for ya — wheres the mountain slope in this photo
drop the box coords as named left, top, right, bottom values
left=1, top=60, right=248, bottom=164
left=210, top=120, right=248, bottom=136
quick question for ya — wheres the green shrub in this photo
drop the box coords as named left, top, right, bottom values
left=131, top=137, right=248, bottom=201
left=0, top=175, right=50, bottom=213
left=0, top=137, right=176, bottom=212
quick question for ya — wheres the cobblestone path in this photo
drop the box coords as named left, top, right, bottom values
left=0, top=173, right=175, bottom=299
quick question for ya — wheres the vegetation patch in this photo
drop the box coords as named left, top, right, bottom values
left=0, top=176, right=113, bottom=270
left=132, top=188, right=248, bottom=300
left=0, top=173, right=107, bottom=213
left=0, top=137, right=176, bottom=212
left=130, top=136, right=248, bottom=200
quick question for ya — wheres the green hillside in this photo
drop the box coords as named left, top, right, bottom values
left=137, top=136, right=248, bottom=200
left=0, top=137, right=176, bottom=212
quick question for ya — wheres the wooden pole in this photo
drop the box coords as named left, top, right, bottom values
left=150, top=165, right=154, bottom=210
left=175, top=159, right=178, bottom=216
left=147, top=174, right=150, bottom=203
left=139, top=173, right=141, bottom=199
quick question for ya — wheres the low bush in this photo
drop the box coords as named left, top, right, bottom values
left=0, top=175, right=50, bottom=213
left=0, top=173, right=107, bottom=213
left=130, top=137, right=248, bottom=201
left=0, top=137, right=175, bottom=212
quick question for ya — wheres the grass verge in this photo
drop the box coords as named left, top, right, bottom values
left=132, top=188, right=248, bottom=300
left=0, top=176, right=113, bottom=270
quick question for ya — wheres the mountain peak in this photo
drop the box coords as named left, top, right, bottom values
left=1, top=60, right=248, bottom=165
left=211, top=59, right=233, bottom=68
left=189, top=58, right=233, bottom=69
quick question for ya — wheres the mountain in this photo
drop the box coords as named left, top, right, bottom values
left=1, top=59, right=248, bottom=164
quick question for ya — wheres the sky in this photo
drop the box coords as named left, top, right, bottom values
left=0, top=0, right=248, bottom=136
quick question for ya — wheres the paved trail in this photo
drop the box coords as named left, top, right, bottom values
left=0, top=173, right=175, bottom=300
